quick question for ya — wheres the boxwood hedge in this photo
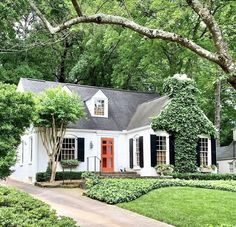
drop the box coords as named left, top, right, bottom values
left=36, top=171, right=84, bottom=182
left=170, top=172, right=236, bottom=180
left=0, top=186, right=76, bottom=226
left=84, top=179, right=236, bottom=204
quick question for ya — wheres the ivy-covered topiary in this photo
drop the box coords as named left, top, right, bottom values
left=152, top=74, right=216, bottom=173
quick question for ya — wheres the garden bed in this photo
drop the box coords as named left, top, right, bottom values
left=35, top=179, right=85, bottom=188
left=84, top=178, right=236, bottom=204
left=0, top=186, right=76, bottom=226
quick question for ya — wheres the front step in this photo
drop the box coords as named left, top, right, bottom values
left=99, top=171, right=140, bottom=178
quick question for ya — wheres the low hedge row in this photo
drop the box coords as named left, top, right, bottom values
left=0, top=186, right=76, bottom=226
left=36, top=171, right=84, bottom=182
left=85, top=179, right=236, bottom=204
left=170, top=173, right=236, bottom=180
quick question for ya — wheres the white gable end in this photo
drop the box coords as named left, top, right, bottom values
left=62, top=86, right=72, bottom=94
left=86, top=90, right=108, bottom=118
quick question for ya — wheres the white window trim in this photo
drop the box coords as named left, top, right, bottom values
left=61, top=137, right=78, bottom=160
left=133, top=135, right=141, bottom=168
left=92, top=97, right=108, bottom=118
left=198, top=135, right=211, bottom=166
left=155, top=132, right=170, bottom=165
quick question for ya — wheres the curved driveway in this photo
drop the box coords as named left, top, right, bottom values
left=2, top=179, right=172, bottom=227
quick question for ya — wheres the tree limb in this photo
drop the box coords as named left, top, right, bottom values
left=186, top=0, right=227, bottom=57
left=27, top=1, right=220, bottom=65
left=71, top=0, right=83, bottom=16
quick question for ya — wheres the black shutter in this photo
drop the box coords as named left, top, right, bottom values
left=211, top=136, right=217, bottom=165
left=150, top=135, right=157, bottom=167
left=169, top=134, right=175, bottom=165
left=139, top=136, right=144, bottom=168
left=77, top=138, right=85, bottom=162
left=129, top=138, right=133, bottom=169
left=196, top=138, right=201, bottom=167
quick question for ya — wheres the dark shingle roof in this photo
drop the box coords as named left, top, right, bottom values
left=127, top=96, right=170, bottom=130
left=19, top=78, right=164, bottom=131
left=216, top=141, right=236, bottom=160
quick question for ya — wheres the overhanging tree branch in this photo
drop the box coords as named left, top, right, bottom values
left=28, top=2, right=220, bottom=65
left=28, top=0, right=236, bottom=88
left=187, top=0, right=227, bottom=56
left=71, top=0, right=83, bottom=16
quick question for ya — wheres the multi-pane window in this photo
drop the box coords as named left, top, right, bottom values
left=136, top=138, right=140, bottom=166
left=200, top=138, right=208, bottom=166
left=94, top=99, right=105, bottom=116
left=156, top=136, right=166, bottom=165
left=61, top=138, right=76, bottom=160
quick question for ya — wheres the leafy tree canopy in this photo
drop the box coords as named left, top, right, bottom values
left=33, top=86, right=85, bottom=182
left=0, top=82, right=34, bottom=179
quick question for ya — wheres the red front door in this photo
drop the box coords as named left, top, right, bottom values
left=101, top=138, right=114, bottom=172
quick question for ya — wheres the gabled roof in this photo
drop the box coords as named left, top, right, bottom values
left=19, top=78, right=163, bottom=131
left=127, top=96, right=170, bottom=130
left=217, top=141, right=236, bottom=161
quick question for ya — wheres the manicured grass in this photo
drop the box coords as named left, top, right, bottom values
left=118, top=187, right=236, bottom=227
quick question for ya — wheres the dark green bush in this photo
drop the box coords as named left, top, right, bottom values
left=85, top=179, right=236, bottom=204
left=36, top=171, right=84, bottom=182
left=170, top=173, right=236, bottom=180
left=0, top=186, right=76, bottom=226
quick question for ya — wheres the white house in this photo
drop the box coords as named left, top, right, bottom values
left=217, top=128, right=236, bottom=173
left=11, top=78, right=216, bottom=183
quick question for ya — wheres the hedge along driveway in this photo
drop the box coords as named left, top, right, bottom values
left=2, top=179, right=172, bottom=227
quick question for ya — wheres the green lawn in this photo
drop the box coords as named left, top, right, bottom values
left=118, top=187, right=236, bottom=227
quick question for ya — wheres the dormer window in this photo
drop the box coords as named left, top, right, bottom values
left=94, top=99, right=105, bottom=116
left=86, top=90, right=108, bottom=118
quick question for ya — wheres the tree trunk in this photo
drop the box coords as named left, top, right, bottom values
left=214, top=79, right=221, bottom=146
left=50, top=158, right=57, bottom=182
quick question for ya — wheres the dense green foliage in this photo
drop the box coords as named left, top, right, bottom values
left=33, top=86, right=85, bottom=128
left=33, top=86, right=85, bottom=181
left=118, top=187, right=236, bottom=227
left=152, top=75, right=216, bottom=172
left=81, top=172, right=101, bottom=189
left=85, top=178, right=236, bottom=204
left=60, top=159, right=80, bottom=169
left=0, top=1, right=235, bottom=145
left=171, top=172, right=236, bottom=180
left=36, top=171, right=84, bottom=182
left=0, top=83, right=34, bottom=179
left=0, top=186, right=76, bottom=226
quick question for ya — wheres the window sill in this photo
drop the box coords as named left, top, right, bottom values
left=133, top=166, right=141, bottom=170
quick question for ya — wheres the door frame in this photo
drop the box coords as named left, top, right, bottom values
left=101, top=137, right=114, bottom=173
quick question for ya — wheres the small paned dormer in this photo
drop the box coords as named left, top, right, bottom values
left=86, top=90, right=108, bottom=118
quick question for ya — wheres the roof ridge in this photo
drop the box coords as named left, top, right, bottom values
left=21, top=78, right=159, bottom=95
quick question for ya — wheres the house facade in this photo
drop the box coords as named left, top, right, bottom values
left=11, top=78, right=216, bottom=183
left=217, top=128, right=236, bottom=173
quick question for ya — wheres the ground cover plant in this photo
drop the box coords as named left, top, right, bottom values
left=84, top=178, right=236, bottom=204
left=0, top=186, right=76, bottom=226
left=118, top=187, right=236, bottom=227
